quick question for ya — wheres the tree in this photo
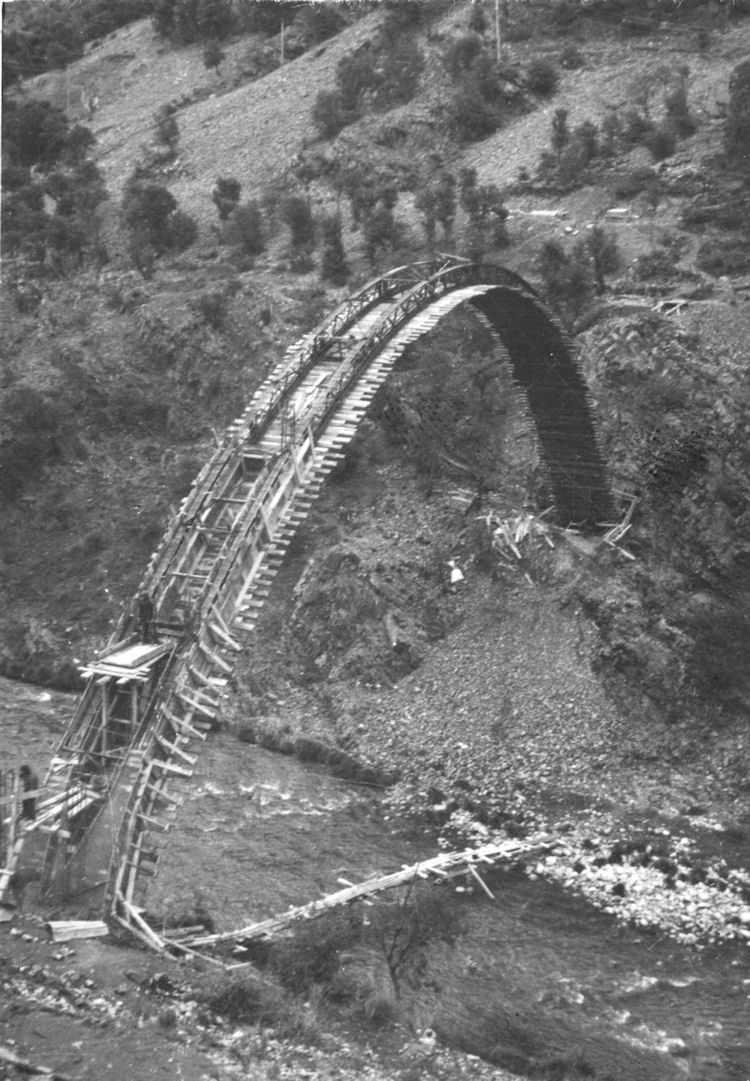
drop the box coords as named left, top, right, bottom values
left=312, top=90, right=347, bottom=139
left=203, top=40, right=225, bottom=74
left=460, top=168, right=509, bottom=259
left=212, top=176, right=241, bottom=221
left=526, top=57, right=559, bottom=96
left=224, top=201, right=265, bottom=259
left=3, top=99, right=69, bottom=169
left=196, top=0, right=234, bottom=41
left=725, top=59, right=750, bottom=164
left=585, top=225, right=620, bottom=294
left=122, top=179, right=177, bottom=254
left=363, top=202, right=396, bottom=266
left=415, top=172, right=456, bottom=250
left=294, top=4, right=345, bottom=47
left=320, top=215, right=348, bottom=285
left=283, top=195, right=316, bottom=253
left=537, top=239, right=594, bottom=320
left=154, top=105, right=180, bottom=155
left=551, top=107, right=569, bottom=155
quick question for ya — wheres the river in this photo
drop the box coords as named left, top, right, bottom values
left=2, top=675, right=749, bottom=1079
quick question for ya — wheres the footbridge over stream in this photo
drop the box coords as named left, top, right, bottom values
left=2, top=258, right=612, bottom=936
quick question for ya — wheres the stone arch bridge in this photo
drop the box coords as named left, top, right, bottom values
left=2, top=258, right=612, bottom=936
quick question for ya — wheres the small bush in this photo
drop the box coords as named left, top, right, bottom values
left=447, top=84, right=501, bottom=142
left=193, top=291, right=228, bottom=328
left=270, top=912, right=351, bottom=992
left=153, top=104, right=179, bottom=154
left=696, top=238, right=750, bottom=276
left=203, top=41, right=224, bottom=73
left=224, top=200, right=265, bottom=259
left=212, top=176, right=241, bottom=221
left=336, top=49, right=379, bottom=114
left=725, top=59, right=750, bottom=164
left=442, top=33, right=483, bottom=79
left=283, top=195, right=316, bottom=253
left=559, top=43, right=585, bottom=69
left=312, top=89, right=347, bottom=139
left=632, top=248, right=678, bottom=281
left=621, top=107, right=653, bottom=147
left=645, top=125, right=677, bottom=162
left=320, top=214, right=349, bottom=285
left=166, top=209, right=198, bottom=251
left=612, top=166, right=657, bottom=200
left=526, top=57, right=559, bottom=96
left=550, top=0, right=579, bottom=33
left=202, top=972, right=282, bottom=1022
left=665, top=84, right=697, bottom=137
left=0, top=386, right=69, bottom=500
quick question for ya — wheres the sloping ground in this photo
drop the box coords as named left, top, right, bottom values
left=26, top=10, right=385, bottom=216
left=466, top=21, right=750, bottom=189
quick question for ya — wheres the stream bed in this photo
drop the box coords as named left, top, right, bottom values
left=3, top=676, right=749, bottom=1080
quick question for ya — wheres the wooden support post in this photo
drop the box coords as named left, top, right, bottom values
left=100, top=680, right=109, bottom=757
left=120, top=900, right=168, bottom=953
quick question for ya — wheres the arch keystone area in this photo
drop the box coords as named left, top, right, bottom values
left=1, top=259, right=612, bottom=932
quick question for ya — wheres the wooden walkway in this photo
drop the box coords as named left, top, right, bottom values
left=2, top=258, right=610, bottom=936
left=116, top=837, right=557, bottom=962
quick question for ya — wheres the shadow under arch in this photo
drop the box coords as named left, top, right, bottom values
left=357, top=262, right=613, bottom=528
left=467, top=282, right=612, bottom=526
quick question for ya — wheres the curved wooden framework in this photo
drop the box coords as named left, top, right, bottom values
left=2, top=259, right=612, bottom=929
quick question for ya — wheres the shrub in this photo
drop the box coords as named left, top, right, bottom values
left=645, top=124, right=677, bottom=161
left=312, top=89, right=347, bottom=139
left=415, top=171, right=456, bottom=249
left=551, top=107, right=569, bottom=154
left=695, top=238, right=750, bottom=276
left=193, top=290, right=228, bottom=328
left=2, top=98, right=70, bottom=169
left=536, top=238, right=594, bottom=319
left=153, top=104, right=179, bottom=154
left=621, top=107, right=653, bottom=147
left=203, top=40, right=224, bottom=73
left=560, top=43, right=585, bottom=69
left=270, top=912, right=350, bottom=992
left=211, top=176, right=241, bottom=221
left=725, top=59, right=750, bottom=164
left=377, top=35, right=423, bottom=108
left=665, top=84, right=697, bottom=137
left=202, top=972, right=282, bottom=1022
left=550, top=0, right=579, bottom=33
left=283, top=195, right=316, bottom=252
left=320, top=215, right=349, bottom=285
left=166, top=209, right=198, bottom=251
left=442, top=33, right=483, bottom=79
left=294, top=3, right=345, bottom=46
left=526, top=57, right=559, bottom=96
left=336, top=48, right=379, bottom=114
left=459, top=169, right=509, bottom=258
left=612, top=166, right=657, bottom=200
left=447, top=84, right=500, bottom=142
left=556, top=141, right=590, bottom=187
left=363, top=203, right=397, bottom=266
left=586, top=225, right=620, bottom=293
left=122, top=179, right=177, bottom=252
left=0, top=386, right=68, bottom=500
left=632, top=248, right=677, bottom=280
left=223, top=200, right=265, bottom=258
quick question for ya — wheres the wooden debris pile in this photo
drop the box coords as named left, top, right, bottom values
left=597, top=491, right=638, bottom=560
left=484, top=511, right=555, bottom=584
